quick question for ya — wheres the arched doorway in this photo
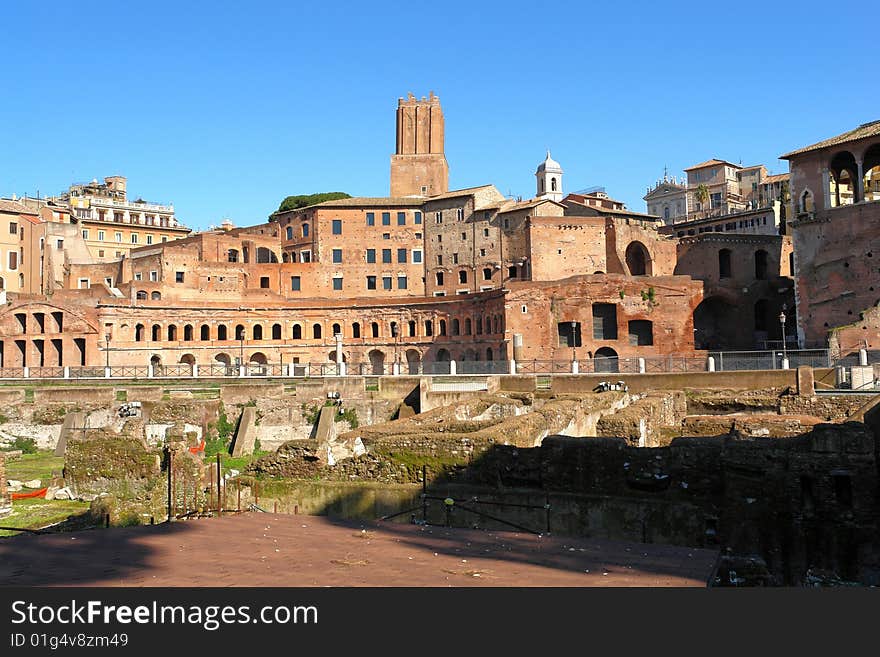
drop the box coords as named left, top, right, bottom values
left=625, top=241, right=652, bottom=276
left=249, top=352, right=268, bottom=376
left=594, top=347, right=619, bottom=373
left=436, top=348, right=451, bottom=362
left=179, top=354, right=195, bottom=368
left=150, top=354, right=162, bottom=374
left=863, top=144, right=880, bottom=203
left=829, top=151, right=859, bottom=206
left=369, top=349, right=386, bottom=375
left=406, top=349, right=421, bottom=374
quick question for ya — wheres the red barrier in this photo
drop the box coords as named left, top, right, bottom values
left=12, top=487, right=48, bottom=500
left=189, top=439, right=206, bottom=454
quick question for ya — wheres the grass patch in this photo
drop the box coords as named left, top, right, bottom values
left=5, top=450, right=65, bottom=482
left=0, top=498, right=90, bottom=537
left=115, top=390, right=127, bottom=402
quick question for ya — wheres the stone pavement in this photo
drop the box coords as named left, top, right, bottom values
left=0, top=513, right=718, bottom=587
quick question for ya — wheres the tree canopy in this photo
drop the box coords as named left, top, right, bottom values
left=277, top=192, right=351, bottom=212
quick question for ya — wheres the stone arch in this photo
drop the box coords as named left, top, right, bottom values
left=594, top=346, right=619, bottom=373
left=248, top=352, right=267, bottom=365
left=253, top=324, right=263, bottom=340
left=217, top=324, right=228, bottom=340
left=408, top=320, right=417, bottom=337
left=150, top=354, right=162, bottom=368
left=800, top=188, right=815, bottom=213
left=371, top=322, right=380, bottom=338
left=292, top=324, right=302, bottom=339
left=694, top=296, right=739, bottom=350
left=151, top=324, right=161, bottom=341
left=829, top=150, right=859, bottom=206
left=352, top=322, right=361, bottom=338
left=332, top=323, right=342, bottom=337
left=135, top=324, right=145, bottom=342
left=200, top=324, right=210, bottom=341
left=179, top=353, right=196, bottom=365
left=625, top=241, right=652, bottom=276
left=272, top=323, right=282, bottom=340
left=235, top=324, right=245, bottom=340
left=328, top=350, right=347, bottom=363
left=369, top=349, right=385, bottom=375
left=718, top=248, right=732, bottom=279
left=439, top=319, right=447, bottom=336
left=312, top=323, right=322, bottom=339
left=436, top=348, right=451, bottom=362
left=863, top=143, right=880, bottom=203
left=167, top=325, right=177, bottom=341
left=486, top=347, right=494, bottom=361
left=256, top=247, right=278, bottom=263
left=183, top=324, right=194, bottom=341
left=464, top=318, right=472, bottom=335
left=214, top=353, right=231, bottom=365
left=405, top=349, right=421, bottom=374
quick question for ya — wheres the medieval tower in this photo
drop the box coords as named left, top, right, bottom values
left=390, top=92, right=449, bottom=197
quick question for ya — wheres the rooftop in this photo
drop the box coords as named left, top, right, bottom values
left=780, top=120, right=880, bottom=159
left=683, top=159, right=741, bottom=172
left=0, top=198, right=40, bottom=216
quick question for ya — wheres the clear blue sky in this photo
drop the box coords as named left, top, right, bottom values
left=2, top=1, right=877, bottom=230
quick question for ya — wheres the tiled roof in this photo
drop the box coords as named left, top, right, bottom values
left=780, top=120, right=880, bottom=159
left=763, top=173, right=790, bottom=184
left=277, top=197, right=424, bottom=212
left=496, top=198, right=564, bottom=214
left=0, top=199, right=39, bottom=216
left=423, top=185, right=497, bottom=201
left=683, top=159, right=740, bottom=172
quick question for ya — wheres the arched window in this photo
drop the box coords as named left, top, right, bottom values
left=452, top=319, right=460, bottom=336
left=136, top=290, right=147, bottom=300
left=476, top=317, right=483, bottom=334
left=424, top=320, right=433, bottom=336
left=135, top=324, right=145, bottom=342
left=0, top=277, right=4, bottom=289
left=482, top=268, right=492, bottom=281
left=167, top=325, right=177, bottom=341
left=332, top=323, right=341, bottom=336
left=286, top=226, right=293, bottom=240
left=464, top=318, right=472, bottom=335
left=235, top=324, right=245, bottom=340
left=436, top=272, right=444, bottom=286
left=718, top=249, right=732, bottom=279
left=755, top=250, right=768, bottom=280
left=217, top=325, right=227, bottom=340
left=253, top=324, right=263, bottom=340
left=352, top=322, right=361, bottom=338
left=551, top=177, right=557, bottom=192
left=664, top=207, right=670, bottom=221
left=312, top=323, right=322, bottom=339
left=439, top=319, right=447, bottom=336
left=151, top=291, right=161, bottom=300
left=292, top=324, right=302, bottom=339
left=152, top=324, right=161, bottom=341
left=183, top=324, right=193, bottom=341
left=302, top=223, right=310, bottom=238
left=390, top=321, right=399, bottom=338
left=227, top=249, right=239, bottom=263
left=801, top=190, right=814, bottom=213
left=200, top=324, right=210, bottom=341
left=371, top=322, right=380, bottom=338
left=272, top=323, right=281, bottom=340
left=459, top=270, right=467, bottom=284
left=408, top=320, right=416, bottom=337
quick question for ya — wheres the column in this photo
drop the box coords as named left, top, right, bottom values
left=821, top=169, right=831, bottom=210
left=856, top=160, right=864, bottom=203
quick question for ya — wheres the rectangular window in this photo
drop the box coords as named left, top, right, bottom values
left=412, top=249, right=423, bottom=264
left=628, top=320, right=653, bottom=346
left=260, top=276, right=270, bottom=289
left=9, top=252, right=18, bottom=270
left=437, top=235, right=442, bottom=243
left=414, top=211, right=422, bottom=224
left=161, top=236, right=167, bottom=242
left=99, top=250, right=105, bottom=258
left=415, top=232, right=422, bottom=239
left=461, top=232, right=466, bottom=240
left=150, top=270, right=158, bottom=282
left=115, top=232, right=122, bottom=242
left=452, top=253, right=459, bottom=264
left=397, top=212, right=406, bottom=226
left=366, top=212, right=375, bottom=226
left=382, top=233, right=390, bottom=240
left=435, top=212, right=442, bottom=224
left=479, top=248, right=486, bottom=257
left=366, top=249, right=376, bottom=263
left=134, top=272, right=141, bottom=280
left=366, top=275, right=376, bottom=290
left=483, top=228, right=489, bottom=237
left=175, top=271, right=184, bottom=283
left=98, top=231, right=105, bottom=241
left=592, top=303, right=618, bottom=340
left=456, top=208, right=464, bottom=221
left=433, top=291, right=446, bottom=297
left=382, top=249, right=392, bottom=264
left=557, top=322, right=582, bottom=348
left=332, top=219, right=342, bottom=234
left=9, top=222, right=18, bottom=235
left=146, top=235, right=153, bottom=245
left=56, top=239, right=64, bottom=249
left=437, top=255, right=443, bottom=266
left=332, top=248, right=343, bottom=263
left=332, top=276, right=343, bottom=291
left=291, top=276, right=301, bottom=291
left=398, top=276, right=407, bottom=289
left=382, top=212, right=391, bottom=226
left=397, top=248, right=407, bottom=263
left=82, top=229, right=89, bottom=239
left=382, top=276, right=392, bottom=290
left=77, top=278, right=89, bottom=289
left=131, top=234, right=138, bottom=244
left=301, top=250, right=311, bottom=263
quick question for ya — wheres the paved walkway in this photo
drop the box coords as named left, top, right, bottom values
left=0, top=513, right=718, bottom=587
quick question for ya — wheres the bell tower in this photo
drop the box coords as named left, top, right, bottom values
left=535, top=150, right=563, bottom=202
left=390, top=92, right=449, bottom=197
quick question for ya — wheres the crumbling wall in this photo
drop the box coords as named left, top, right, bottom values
left=596, top=391, right=686, bottom=446
left=0, top=452, right=10, bottom=518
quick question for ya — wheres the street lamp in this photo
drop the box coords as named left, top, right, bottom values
left=105, top=332, right=112, bottom=371
left=779, top=312, right=787, bottom=362
left=570, top=321, right=577, bottom=361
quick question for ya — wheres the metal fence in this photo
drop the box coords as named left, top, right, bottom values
left=0, top=348, right=862, bottom=381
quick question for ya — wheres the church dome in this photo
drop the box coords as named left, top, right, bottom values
left=536, top=150, right=563, bottom=174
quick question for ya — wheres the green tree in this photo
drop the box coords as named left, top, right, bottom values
left=695, top=183, right=710, bottom=211
left=277, top=192, right=351, bottom=213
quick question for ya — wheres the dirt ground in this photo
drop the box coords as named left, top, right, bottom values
left=0, top=513, right=718, bottom=587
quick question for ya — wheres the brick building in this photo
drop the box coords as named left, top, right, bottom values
left=782, top=120, right=880, bottom=349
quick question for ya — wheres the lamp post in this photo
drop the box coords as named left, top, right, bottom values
left=105, top=332, right=111, bottom=371
left=779, top=311, right=787, bottom=363
left=570, top=321, right=577, bottom=361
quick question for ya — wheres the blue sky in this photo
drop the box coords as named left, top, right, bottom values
left=1, top=1, right=877, bottom=230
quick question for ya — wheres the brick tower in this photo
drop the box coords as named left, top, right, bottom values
left=390, top=92, right=449, bottom=197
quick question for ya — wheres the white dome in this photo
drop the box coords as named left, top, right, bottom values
left=536, top=150, right=563, bottom=174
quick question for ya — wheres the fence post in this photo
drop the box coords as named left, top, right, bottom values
left=449, top=359, right=457, bottom=376
left=22, top=366, right=29, bottom=379
left=571, top=359, right=579, bottom=374
left=707, top=356, right=715, bottom=372
left=148, top=364, right=154, bottom=378
left=287, top=362, right=294, bottom=377
left=239, top=363, right=246, bottom=378
left=339, top=361, right=347, bottom=377
left=392, top=361, right=400, bottom=376
left=192, top=363, right=199, bottom=378
left=860, top=348, right=868, bottom=366
left=782, top=357, right=790, bottom=370
left=63, top=366, right=70, bottom=379
left=105, top=366, right=111, bottom=379
left=638, top=357, right=646, bottom=374
left=509, top=359, right=516, bottom=375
